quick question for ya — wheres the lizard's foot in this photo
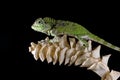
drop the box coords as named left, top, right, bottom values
left=49, top=36, right=60, bottom=43
left=78, top=38, right=89, bottom=48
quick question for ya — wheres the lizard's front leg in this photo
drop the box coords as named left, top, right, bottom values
left=49, top=35, right=60, bottom=42
left=48, top=30, right=61, bottom=42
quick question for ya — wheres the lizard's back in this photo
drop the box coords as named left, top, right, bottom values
left=53, top=20, right=120, bottom=52
left=54, top=20, right=90, bottom=36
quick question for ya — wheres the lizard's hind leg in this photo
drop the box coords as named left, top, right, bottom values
left=78, top=38, right=89, bottom=48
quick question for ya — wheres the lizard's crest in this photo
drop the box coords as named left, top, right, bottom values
left=43, top=17, right=56, bottom=26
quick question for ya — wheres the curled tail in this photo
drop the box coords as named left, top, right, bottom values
left=89, top=34, right=120, bottom=52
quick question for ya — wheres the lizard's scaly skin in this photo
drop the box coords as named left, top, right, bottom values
left=31, top=17, right=120, bottom=52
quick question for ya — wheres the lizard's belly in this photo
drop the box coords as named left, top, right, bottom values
left=50, top=29, right=77, bottom=39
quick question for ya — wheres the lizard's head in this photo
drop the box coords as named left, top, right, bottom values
left=31, top=18, right=52, bottom=34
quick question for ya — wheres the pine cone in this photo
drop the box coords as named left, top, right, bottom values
left=29, top=35, right=120, bottom=80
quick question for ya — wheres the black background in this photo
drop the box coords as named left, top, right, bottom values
left=1, top=1, right=120, bottom=80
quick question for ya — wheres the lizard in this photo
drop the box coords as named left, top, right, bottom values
left=31, top=17, right=120, bottom=52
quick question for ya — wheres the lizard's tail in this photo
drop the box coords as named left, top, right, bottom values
left=90, top=34, right=120, bottom=52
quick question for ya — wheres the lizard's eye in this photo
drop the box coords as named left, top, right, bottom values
left=38, top=20, right=45, bottom=24
left=38, top=21, right=42, bottom=24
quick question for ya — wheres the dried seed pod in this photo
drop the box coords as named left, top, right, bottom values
left=102, top=70, right=120, bottom=80
left=88, top=54, right=111, bottom=77
left=29, top=35, right=120, bottom=80
left=59, top=35, right=70, bottom=48
left=53, top=46, right=61, bottom=65
left=88, top=61, right=110, bottom=77
left=39, top=44, right=48, bottom=62
left=29, top=35, right=90, bottom=65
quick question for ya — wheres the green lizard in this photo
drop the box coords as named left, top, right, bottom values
left=31, top=17, right=120, bottom=52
